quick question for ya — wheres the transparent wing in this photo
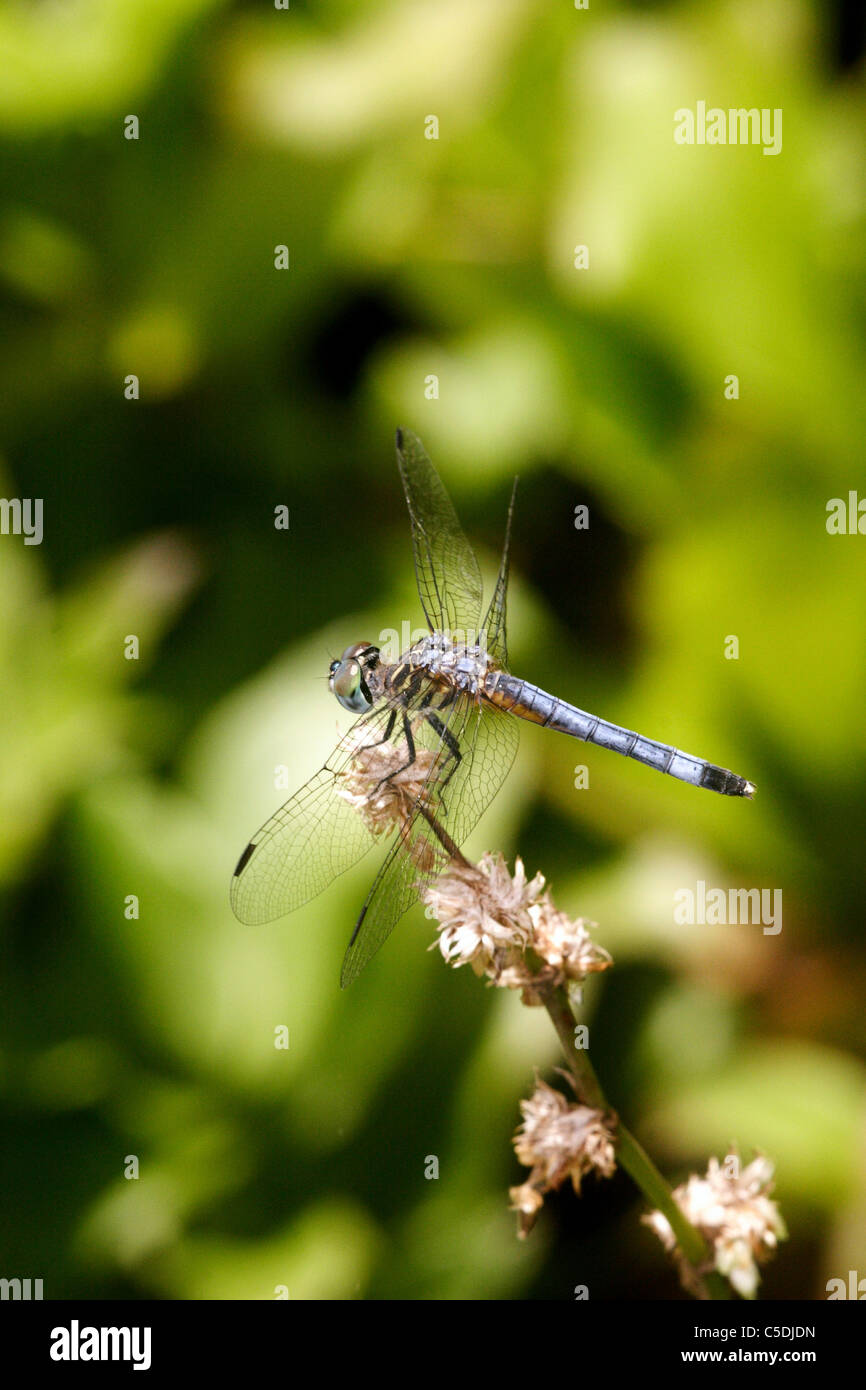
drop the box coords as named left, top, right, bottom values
left=340, top=694, right=519, bottom=987
left=396, top=428, right=483, bottom=638
left=480, top=476, right=518, bottom=669
left=230, top=703, right=401, bottom=925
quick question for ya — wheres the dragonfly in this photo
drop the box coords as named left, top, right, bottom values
left=231, top=429, right=755, bottom=986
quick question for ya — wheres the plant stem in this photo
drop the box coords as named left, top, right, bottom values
left=545, top=984, right=732, bottom=1301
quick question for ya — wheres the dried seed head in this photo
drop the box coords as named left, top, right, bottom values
left=643, top=1152, right=786, bottom=1299
left=424, top=852, right=544, bottom=976
left=509, top=1077, right=617, bottom=1237
left=337, top=730, right=438, bottom=838
left=501, top=893, right=612, bottom=1003
left=425, top=852, right=611, bottom=999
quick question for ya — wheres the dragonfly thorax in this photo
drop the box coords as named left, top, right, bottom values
left=406, top=632, right=495, bottom=695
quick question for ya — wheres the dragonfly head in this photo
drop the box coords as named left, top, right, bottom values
left=329, top=642, right=380, bottom=714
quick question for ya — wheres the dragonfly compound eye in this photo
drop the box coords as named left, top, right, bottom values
left=330, top=658, right=372, bottom=714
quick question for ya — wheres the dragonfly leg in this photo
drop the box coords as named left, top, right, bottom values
left=423, top=710, right=461, bottom=791
left=368, top=706, right=419, bottom=797
left=413, top=684, right=462, bottom=791
left=369, top=695, right=462, bottom=801
left=353, top=707, right=398, bottom=754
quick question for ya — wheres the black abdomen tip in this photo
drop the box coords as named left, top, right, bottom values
left=701, top=765, right=757, bottom=797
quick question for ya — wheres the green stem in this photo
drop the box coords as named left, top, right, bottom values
left=545, top=984, right=731, bottom=1301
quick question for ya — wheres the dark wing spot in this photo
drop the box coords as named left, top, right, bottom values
left=233, top=841, right=257, bottom=877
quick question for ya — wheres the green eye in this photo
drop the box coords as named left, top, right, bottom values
left=331, top=658, right=371, bottom=714
left=334, top=661, right=360, bottom=700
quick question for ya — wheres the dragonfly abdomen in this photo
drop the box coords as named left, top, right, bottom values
left=487, top=674, right=755, bottom=798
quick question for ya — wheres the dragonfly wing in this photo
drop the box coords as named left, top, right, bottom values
left=340, top=694, right=520, bottom=986
left=230, top=704, right=400, bottom=925
left=481, top=477, right=518, bottom=669
left=396, top=428, right=483, bottom=639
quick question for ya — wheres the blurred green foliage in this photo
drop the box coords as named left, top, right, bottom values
left=0, top=0, right=864, bottom=1300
